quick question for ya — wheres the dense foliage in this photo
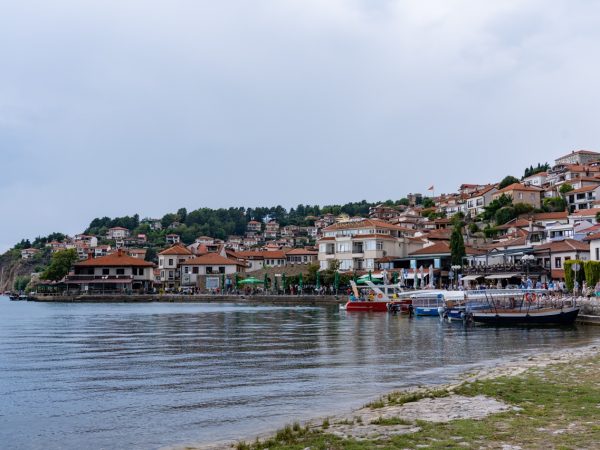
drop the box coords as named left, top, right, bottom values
left=40, top=249, right=78, bottom=281
left=450, top=225, right=466, bottom=266
left=498, top=175, right=520, bottom=190
left=523, top=162, right=550, bottom=179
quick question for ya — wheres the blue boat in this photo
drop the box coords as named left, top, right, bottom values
left=412, top=292, right=447, bottom=316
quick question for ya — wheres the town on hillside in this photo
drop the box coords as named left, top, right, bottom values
left=7, top=149, right=600, bottom=295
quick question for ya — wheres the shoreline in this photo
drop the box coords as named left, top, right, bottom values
left=169, top=337, right=600, bottom=450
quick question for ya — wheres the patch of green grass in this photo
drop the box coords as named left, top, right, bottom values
left=369, top=416, right=412, bottom=426
left=240, top=355, right=600, bottom=450
left=321, top=418, right=330, bottom=429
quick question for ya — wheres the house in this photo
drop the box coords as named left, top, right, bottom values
left=264, top=220, right=280, bottom=239
left=20, top=248, right=39, bottom=259
left=127, top=248, right=147, bottom=259
left=195, top=236, right=215, bottom=245
left=180, top=253, right=246, bottom=289
left=158, top=244, right=194, bottom=289
left=492, top=183, right=543, bottom=209
left=522, top=172, right=548, bottom=187
left=66, top=250, right=155, bottom=293
left=533, top=239, right=590, bottom=280
left=94, top=245, right=112, bottom=258
left=74, top=234, right=98, bottom=248
left=286, top=248, right=318, bottom=265
left=142, top=218, right=163, bottom=230
left=584, top=232, right=600, bottom=261
left=369, top=204, right=402, bottom=221
left=565, top=185, right=600, bottom=212
left=554, top=150, right=600, bottom=166
left=166, top=234, right=180, bottom=245
left=246, top=220, right=262, bottom=233
left=281, top=225, right=299, bottom=237
left=107, top=227, right=130, bottom=239
left=465, top=185, right=498, bottom=217
left=317, top=218, right=420, bottom=272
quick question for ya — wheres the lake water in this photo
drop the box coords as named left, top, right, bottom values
left=1, top=297, right=599, bottom=450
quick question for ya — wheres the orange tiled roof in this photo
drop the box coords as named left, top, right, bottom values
left=75, top=252, right=153, bottom=267
left=323, top=218, right=413, bottom=232
left=495, top=183, right=543, bottom=194
left=533, top=239, right=589, bottom=253
left=158, top=244, right=192, bottom=256
left=409, top=241, right=451, bottom=256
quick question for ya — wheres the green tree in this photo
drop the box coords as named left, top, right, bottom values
left=422, top=197, right=435, bottom=208
left=543, top=197, right=567, bottom=212
left=41, top=249, right=78, bottom=281
left=498, top=175, right=520, bottom=189
left=481, top=194, right=512, bottom=221
left=450, top=225, right=466, bottom=266
left=396, top=198, right=410, bottom=206
left=559, top=183, right=574, bottom=195
left=13, top=275, right=30, bottom=292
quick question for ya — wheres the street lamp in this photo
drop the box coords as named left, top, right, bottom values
left=521, top=254, right=536, bottom=288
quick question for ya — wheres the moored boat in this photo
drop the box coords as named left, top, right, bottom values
left=342, top=280, right=409, bottom=312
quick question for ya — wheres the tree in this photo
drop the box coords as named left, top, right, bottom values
left=543, top=197, right=567, bottom=212
left=498, top=175, right=520, bottom=190
left=41, top=249, right=78, bottom=281
left=422, top=197, right=435, bottom=208
left=396, top=198, right=410, bottom=206
left=450, top=225, right=466, bottom=266
left=523, top=162, right=550, bottom=179
left=13, top=275, right=30, bottom=292
left=559, top=183, right=574, bottom=195
left=481, top=194, right=512, bottom=221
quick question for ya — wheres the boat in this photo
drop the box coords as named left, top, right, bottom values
left=342, top=280, right=409, bottom=312
left=411, top=291, right=449, bottom=316
left=464, top=290, right=579, bottom=325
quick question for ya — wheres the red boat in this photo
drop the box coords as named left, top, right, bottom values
left=341, top=281, right=411, bottom=312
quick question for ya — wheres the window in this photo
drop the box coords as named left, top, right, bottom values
left=184, top=266, right=189, bottom=274
left=192, top=267, right=199, bottom=274
left=596, top=248, right=599, bottom=261
left=555, top=257, right=562, bottom=268
left=102, top=268, right=109, bottom=275
left=206, top=267, right=213, bottom=274
left=376, top=241, right=383, bottom=250
left=219, top=267, right=226, bottom=274
left=116, top=268, right=125, bottom=275
left=168, top=258, right=174, bottom=266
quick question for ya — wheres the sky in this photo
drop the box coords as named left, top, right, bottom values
left=2, top=0, right=600, bottom=251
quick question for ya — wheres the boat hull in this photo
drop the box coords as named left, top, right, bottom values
left=471, top=307, right=580, bottom=325
left=343, top=301, right=389, bottom=312
left=415, top=307, right=442, bottom=316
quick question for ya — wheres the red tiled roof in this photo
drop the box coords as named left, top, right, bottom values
left=521, top=211, right=568, bottom=221
left=533, top=239, right=590, bottom=253
left=567, top=185, right=599, bottom=194
left=584, top=232, right=600, bottom=241
left=285, top=248, right=318, bottom=255
left=75, top=252, right=154, bottom=267
left=570, top=208, right=600, bottom=217
left=158, top=244, right=192, bottom=256
left=409, top=241, right=451, bottom=256
left=323, top=218, right=413, bottom=232
left=495, top=183, right=543, bottom=194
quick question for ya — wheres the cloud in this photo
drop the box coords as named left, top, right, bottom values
left=1, top=0, right=600, bottom=250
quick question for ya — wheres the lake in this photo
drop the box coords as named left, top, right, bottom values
left=0, top=297, right=598, bottom=449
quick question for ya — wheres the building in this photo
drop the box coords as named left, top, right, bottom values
left=286, top=248, right=319, bottom=265
left=158, top=244, right=194, bottom=289
left=66, top=250, right=154, bottom=293
left=533, top=239, right=590, bottom=280
left=317, top=218, right=419, bottom=271
left=127, top=248, right=147, bottom=259
left=180, top=253, right=246, bottom=289
left=107, top=227, right=130, bottom=239
left=246, top=220, right=262, bottom=233
left=565, top=185, right=600, bottom=212
left=555, top=150, right=600, bottom=166
left=93, top=245, right=112, bottom=258
left=264, top=220, right=280, bottom=239
left=522, top=172, right=548, bottom=187
left=465, top=185, right=498, bottom=217
left=20, top=248, right=39, bottom=259
left=166, top=234, right=181, bottom=245
left=491, top=183, right=543, bottom=209
left=369, top=204, right=402, bottom=221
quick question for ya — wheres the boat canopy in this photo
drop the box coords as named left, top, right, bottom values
left=485, top=273, right=521, bottom=279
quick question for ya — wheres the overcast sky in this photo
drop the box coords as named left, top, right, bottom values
left=2, top=0, right=600, bottom=251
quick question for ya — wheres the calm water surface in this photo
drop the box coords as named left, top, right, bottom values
left=1, top=297, right=599, bottom=450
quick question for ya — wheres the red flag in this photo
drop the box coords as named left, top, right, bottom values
left=428, top=185, right=434, bottom=191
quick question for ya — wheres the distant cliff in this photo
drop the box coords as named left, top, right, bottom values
left=0, top=251, right=50, bottom=292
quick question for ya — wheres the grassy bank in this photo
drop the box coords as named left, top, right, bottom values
left=230, top=354, right=600, bottom=450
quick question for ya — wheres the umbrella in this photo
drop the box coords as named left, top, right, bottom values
left=282, top=273, right=287, bottom=293
left=221, top=273, right=225, bottom=293
left=316, top=271, right=321, bottom=290
left=414, top=269, right=419, bottom=289
left=368, top=270, right=372, bottom=281
left=428, top=265, right=434, bottom=288
left=392, top=272, right=398, bottom=284
left=264, top=273, right=269, bottom=290
left=419, top=266, right=424, bottom=289
left=334, top=271, right=340, bottom=292
left=274, top=276, right=279, bottom=294
left=238, top=277, right=263, bottom=285
left=299, top=273, right=303, bottom=292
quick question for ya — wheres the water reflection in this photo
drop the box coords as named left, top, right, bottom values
left=0, top=299, right=598, bottom=450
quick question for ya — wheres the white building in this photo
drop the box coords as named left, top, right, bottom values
left=158, top=244, right=194, bottom=289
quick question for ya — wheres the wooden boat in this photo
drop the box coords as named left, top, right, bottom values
left=464, top=290, right=579, bottom=326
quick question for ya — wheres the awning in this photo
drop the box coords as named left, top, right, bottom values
left=461, top=275, right=483, bottom=281
left=65, top=279, right=133, bottom=284
left=485, top=273, right=521, bottom=280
